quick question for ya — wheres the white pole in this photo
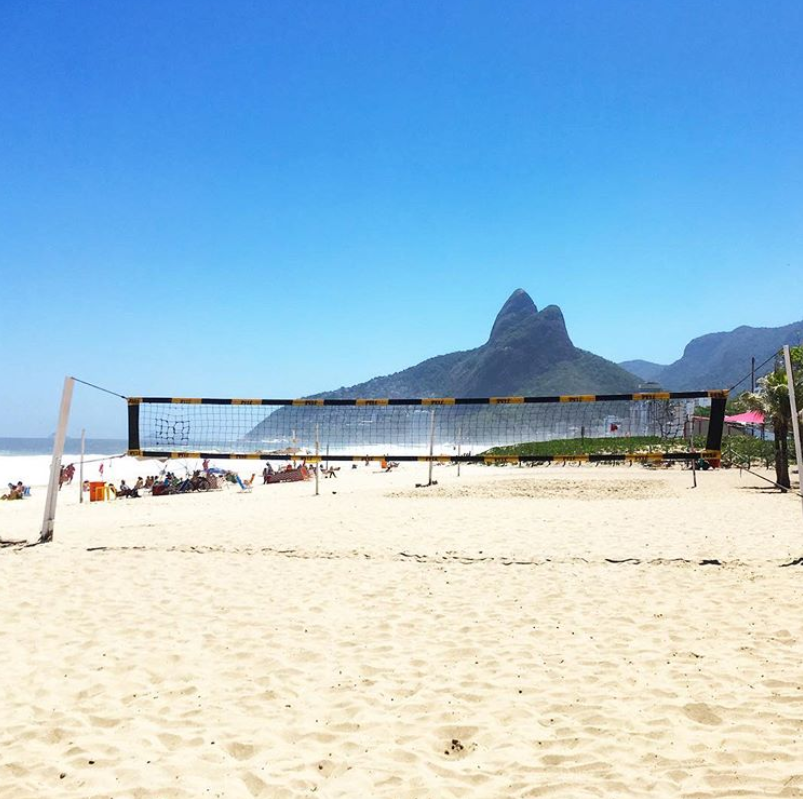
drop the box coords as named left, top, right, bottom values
left=39, top=376, right=75, bottom=543
left=782, top=345, right=803, bottom=513
left=314, top=423, right=320, bottom=497
left=79, top=428, right=86, bottom=504
left=456, top=424, right=462, bottom=478
left=427, top=408, right=436, bottom=487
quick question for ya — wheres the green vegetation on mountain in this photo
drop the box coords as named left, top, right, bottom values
left=623, top=321, right=803, bottom=392
left=617, top=359, right=667, bottom=383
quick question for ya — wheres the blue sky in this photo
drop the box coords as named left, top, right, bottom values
left=2, top=1, right=801, bottom=436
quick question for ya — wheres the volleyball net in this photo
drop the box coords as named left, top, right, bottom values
left=127, top=390, right=727, bottom=464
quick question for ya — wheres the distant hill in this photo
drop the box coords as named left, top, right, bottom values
left=315, top=289, right=640, bottom=398
left=623, top=320, right=803, bottom=392
left=247, top=289, right=640, bottom=445
left=618, top=359, right=668, bottom=383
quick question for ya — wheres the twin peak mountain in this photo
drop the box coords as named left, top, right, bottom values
left=317, top=289, right=639, bottom=399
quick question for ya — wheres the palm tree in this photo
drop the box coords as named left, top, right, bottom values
left=742, top=346, right=803, bottom=488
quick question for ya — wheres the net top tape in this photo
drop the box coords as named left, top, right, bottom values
left=130, top=390, right=727, bottom=407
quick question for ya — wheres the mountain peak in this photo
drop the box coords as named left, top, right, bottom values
left=297, top=286, right=639, bottom=401
left=489, top=289, right=538, bottom=342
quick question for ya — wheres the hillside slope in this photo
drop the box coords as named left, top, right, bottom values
left=318, top=289, right=639, bottom=398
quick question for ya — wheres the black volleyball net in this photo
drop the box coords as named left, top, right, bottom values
left=127, top=391, right=727, bottom=464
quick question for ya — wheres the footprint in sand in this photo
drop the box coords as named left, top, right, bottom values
left=315, top=759, right=337, bottom=777
left=157, top=732, right=187, bottom=751
left=88, top=715, right=120, bottom=729
left=241, top=771, right=269, bottom=797
left=226, top=741, right=258, bottom=761
left=683, top=703, right=722, bottom=725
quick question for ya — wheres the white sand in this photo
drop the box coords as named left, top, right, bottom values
left=2, top=463, right=803, bottom=798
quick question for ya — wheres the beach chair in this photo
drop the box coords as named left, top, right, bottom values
left=235, top=475, right=252, bottom=493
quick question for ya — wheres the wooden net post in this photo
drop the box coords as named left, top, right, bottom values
left=782, top=346, right=803, bottom=517
left=39, top=376, right=75, bottom=543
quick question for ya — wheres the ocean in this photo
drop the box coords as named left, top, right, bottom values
left=0, top=438, right=129, bottom=457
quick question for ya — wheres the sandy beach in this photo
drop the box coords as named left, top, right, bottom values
left=2, top=462, right=803, bottom=798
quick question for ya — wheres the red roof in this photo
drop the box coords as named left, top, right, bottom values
left=724, top=410, right=765, bottom=425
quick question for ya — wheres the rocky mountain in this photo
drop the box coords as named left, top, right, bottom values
left=618, top=359, right=667, bottom=383
left=317, top=289, right=640, bottom=398
left=622, top=320, right=803, bottom=392
left=246, top=289, right=639, bottom=448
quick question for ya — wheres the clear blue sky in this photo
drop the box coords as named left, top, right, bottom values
left=2, top=0, right=801, bottom=437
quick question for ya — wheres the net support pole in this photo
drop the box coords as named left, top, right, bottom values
left=39, top=376, right=75, bottom=543
left=79, top=428, right=85, bottom=504
left=127, top=399, right=140, bottom=452
left=706, top=394, right=727, bottom=465
left=456, top=425, right=462, bottom=478
left=782, top=345, right=803, bottom=515
left=314, top=424, right=320, bottom=497
left=427, top=409, right=435, bottom=487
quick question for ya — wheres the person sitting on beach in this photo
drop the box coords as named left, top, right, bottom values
left=134, top=477, right=144, bottom=491
left=116, top=479, right=138, bottom=498
left=122, top=479, right=141, bottom=498
left=263, top=463, right=274, bottom=483
left=1, top=482, right=24, bottom=500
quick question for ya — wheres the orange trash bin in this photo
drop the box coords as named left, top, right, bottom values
left=89, top=481, right=106, bottom=502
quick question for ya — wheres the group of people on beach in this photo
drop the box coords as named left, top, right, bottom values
left=262, top=461, right=312, bottom=482
left=80, top=476, right=150, bottom=499
left=109, top=478, right=144, bottom=498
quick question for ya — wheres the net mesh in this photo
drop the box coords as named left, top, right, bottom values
left=131, top=393, right=721, bottom=461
